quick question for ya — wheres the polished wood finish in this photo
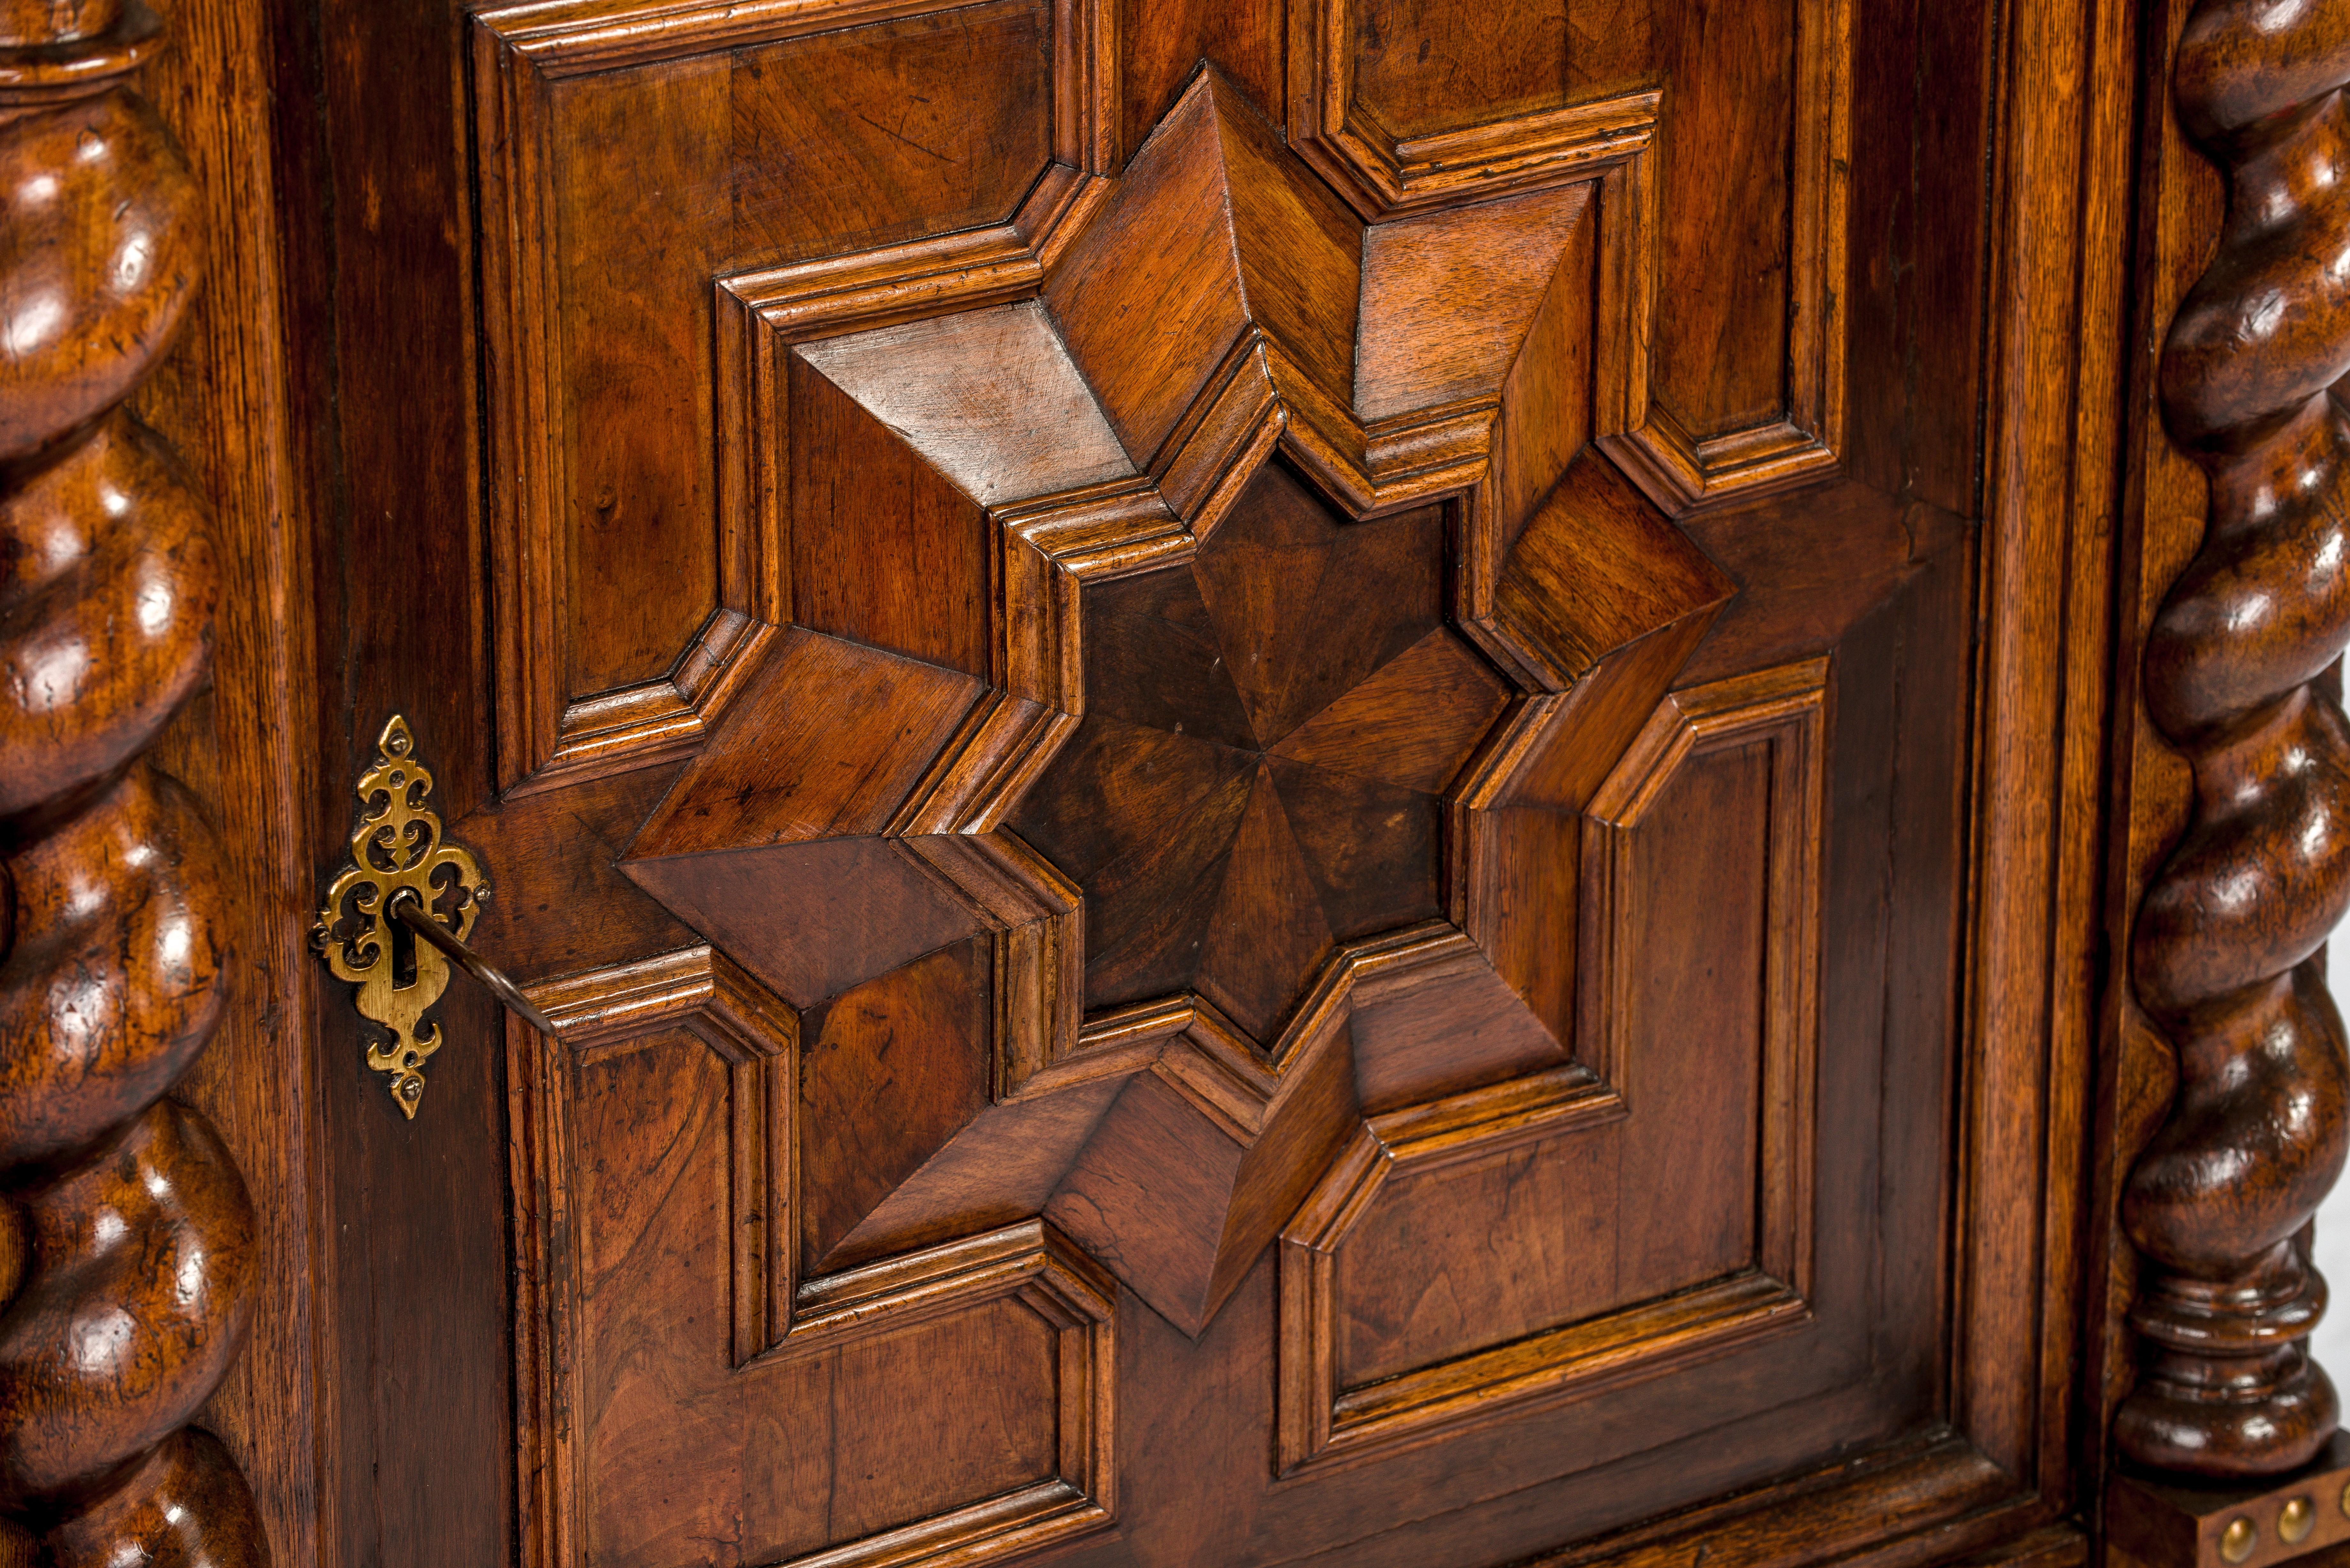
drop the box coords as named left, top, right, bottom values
left=101, top=0, right=2265, bottom=1558
left=2115, top=0, right=2350, bottom=1481
left=2108, top=1434, right=2350, bottom=1568
left=0, top=0, right=265, bottom=1561
left=436, top=0, right=1995, bottom=1554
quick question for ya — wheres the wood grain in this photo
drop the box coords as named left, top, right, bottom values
left=2115, top=0, right=2350, bottom=1479
left=472, top=0, right=1074, bottom=793
left=0, top=2, right=265, bottom=1558
left=1118, top=0, right=1278, bottom=165
left=129, top=0, right=327, bottom=1539
left=243, top=0, right=2132, bottom=1553
left=1351, top=0, right=1641, bottom=139
left=1007, top=463, right=1501, bottom=1040
left=1279, top=659, right=1825, bottom=1475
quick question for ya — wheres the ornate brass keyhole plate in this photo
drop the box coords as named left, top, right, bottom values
left=314, top=715, right=491, bottom=1117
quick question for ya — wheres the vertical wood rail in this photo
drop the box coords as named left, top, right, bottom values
left=0, top=0, right=267, bottom=1561
left=2120, top=0, right=2350, bottom=1480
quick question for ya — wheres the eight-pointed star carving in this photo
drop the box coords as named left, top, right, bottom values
left=1010, top=464, right=1511, bottom=1042
left=605, top=69, right=1736, bottom=1335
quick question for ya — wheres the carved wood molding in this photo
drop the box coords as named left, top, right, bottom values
left=528, top=68, right=1753, bottom=1359
left=511, top=951, right=1114, bottom=1568
left=0, top=0, right=266, bottom=1559
left=1281, top=0, right=1658, bottom=221
left=2118, top=0, right=2350, bottom=1479
left=472, top=0, right=1115, bottom=796
left=1280, top=0, right=1854, bottom=514
left=1278, top=659, right=1827, bottom=1476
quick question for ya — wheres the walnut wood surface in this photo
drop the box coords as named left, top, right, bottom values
left=477, top=27, right=1963, bottom=1558
left=2115, top=0, right=2350, bottom=1479
left=256, top=0, right=2123, bottom=1560
left=0, top=0, right=265, bottom=1561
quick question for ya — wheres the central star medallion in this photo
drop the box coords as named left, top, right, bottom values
left=1010, top=464, right=1510, bottom=1042
left=601, top=67, right=1739, bottom=1337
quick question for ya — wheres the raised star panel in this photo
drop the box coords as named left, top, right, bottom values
left=1453, top=450, right=1735, bottom=1057
left=592, top=69, right=1745, bottom=1353
left=512, top=948, right=1118, bottom=1566
left=1278, top=657, right=1829, bottom=1474
left=1004, top=464, right=1504, bottom=1038
left=472, top=0, right=1113, bottom=794
left=799, top=940, right=999, bottom=1277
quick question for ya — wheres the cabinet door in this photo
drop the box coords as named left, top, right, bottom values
left=301, top=0, right=2043, bottom=1562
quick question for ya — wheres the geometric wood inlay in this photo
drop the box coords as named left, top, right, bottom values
left=1007, top=464, right=1512, bottom=1042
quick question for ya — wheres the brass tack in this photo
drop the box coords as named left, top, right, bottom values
left=2222, top=1517, right=2257, bottom=1565
left=2341, top=1478, right=2350, bottom=1519
left=2281, top=1497, right=2314, bottom=1546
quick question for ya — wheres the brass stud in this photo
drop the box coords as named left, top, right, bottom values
left=2281, top=1497, right=2315, bottom=1546
left=2341, top=1478, right=2350, bottom=1518
left=2221, top=1517, right=2257, bottom=1565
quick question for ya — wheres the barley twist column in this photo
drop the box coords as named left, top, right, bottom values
left=0, top=0, right=268, bottom=1557
left=2121, top=0, right=2350, bottom=1479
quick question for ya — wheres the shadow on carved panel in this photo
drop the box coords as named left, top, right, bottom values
left=1285, top=0, right=1852, bottom=511
left=1279, top=658, right=1827, bottom=1474
left=471, top=0, right=1117, bottom=794
left=514, top=947, right=1117, bottom=1567
left=598, top=67, right=1743, bottom=1349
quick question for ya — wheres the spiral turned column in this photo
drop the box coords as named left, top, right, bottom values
left=2120, top=0, right=2350, bottom=1480
left=0, top=0, right=266, bottom=1561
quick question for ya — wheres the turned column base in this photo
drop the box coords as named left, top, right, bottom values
left=2116, top=1345, right=2339, bottom=1479
left=2118, top=1245, right=2338, bottom=1478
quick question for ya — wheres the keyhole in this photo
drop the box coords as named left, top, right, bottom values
left=388, top=893, right=419, bottom=990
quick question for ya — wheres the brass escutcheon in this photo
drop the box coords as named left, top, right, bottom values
left=312, top=716, right=493, bottom=1118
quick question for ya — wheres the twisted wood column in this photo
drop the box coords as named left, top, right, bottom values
left=2120, top=0, right=2350, bottom=1479
left=0, top=0, right=266, bottom=1560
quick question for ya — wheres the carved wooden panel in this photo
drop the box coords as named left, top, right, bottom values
left=1280, top=659, right=1825, bottom=1472
left=1287, top=0, right=1850, bottom=511
left=377, top=0, right=2013, bottom=1559
left=597, top=64, right=1743, bottom=1350
left=472, top=0, right=1112, bottom=792
left=1006, top=468, right=1507, bottom=1038
left=515, top=947, right=1115, bottom=1566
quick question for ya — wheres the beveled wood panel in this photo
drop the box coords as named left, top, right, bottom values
left=1007, top=464, right=1509, bottom=1039
left=1285, top=0, right=1848, bottom=511
left=240, top=0, right=2074, bottom=1554
left=466, top=24, right=1968, bottom=1555
left=473, top=0, right=1111, bottom=792
left=596, top=72, right=1743, bottom=1359
left=152, top=0, right=2179, bottom=1538
left=1279, top=658, right=1825, bottom=1473
left=1349, top=0, right=1653, bottom=140
left=513, top=950, right=1115, bottom=1567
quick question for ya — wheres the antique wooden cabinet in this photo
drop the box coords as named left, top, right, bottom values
left=5, top=0, right=2348, bottom=1563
